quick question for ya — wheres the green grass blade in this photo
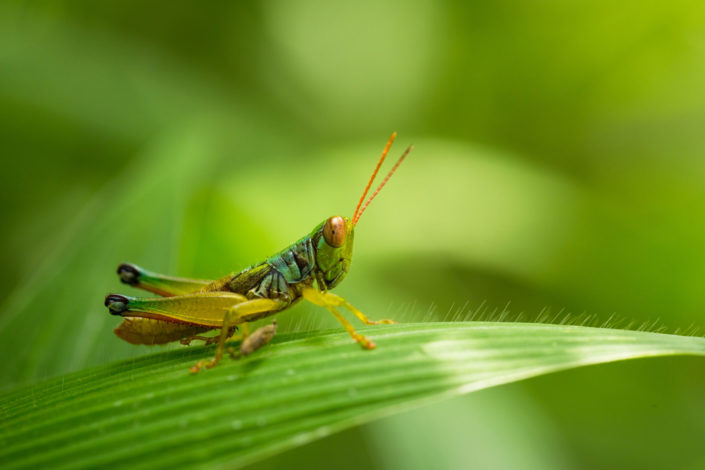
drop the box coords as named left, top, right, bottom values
left=1, top=322, right=704, bottom=469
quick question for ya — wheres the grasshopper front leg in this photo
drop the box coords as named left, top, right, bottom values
left=301, top=287, right=395, bottom=349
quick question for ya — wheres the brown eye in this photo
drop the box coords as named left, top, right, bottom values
left=323, top=216, right=346, bottom=247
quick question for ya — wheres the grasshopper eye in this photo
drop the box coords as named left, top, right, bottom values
left=323, top=216, right=346, bottom=247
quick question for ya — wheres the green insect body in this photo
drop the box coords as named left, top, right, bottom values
left=105, top=133, right=411, bottom=373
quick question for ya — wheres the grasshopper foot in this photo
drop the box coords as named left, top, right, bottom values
left=365, top=319, right=396, bottom=325
left=190, top=355, right=226, bottom=374
left=105, top=294, right=130, bottom=315
left=356, top=334, right=376, bottom=349
left=190, top=360, right=211, bottom=374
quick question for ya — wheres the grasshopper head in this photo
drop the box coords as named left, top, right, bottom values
left=314, top=215, right=355, bottom=289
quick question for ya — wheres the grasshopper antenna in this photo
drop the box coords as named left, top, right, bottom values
left=352, top=132, right=396, bottom=224
left=353, top=138, right=412, bottom=226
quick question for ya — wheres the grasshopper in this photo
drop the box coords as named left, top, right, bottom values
left=105, top=133, right=411, bottom=373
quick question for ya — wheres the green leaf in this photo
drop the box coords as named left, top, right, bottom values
left=1, top=322, right=704, bottom=469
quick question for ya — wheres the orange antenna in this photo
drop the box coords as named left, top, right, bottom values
left=353, top=143, right=412, bottom=226
left=352, top=132, right=397, bottom=224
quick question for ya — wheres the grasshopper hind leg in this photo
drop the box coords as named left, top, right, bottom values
left=116, top=263, right=212, bottom=297
left=106, top=288, right=287, bottom=372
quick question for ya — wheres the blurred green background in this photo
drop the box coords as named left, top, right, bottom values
left=2, top=1, right=705, bottom=469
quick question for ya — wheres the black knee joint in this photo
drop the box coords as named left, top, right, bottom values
left=105, top=294, right=130, bottom=315
left=117, top=263, right=140, bottom=285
